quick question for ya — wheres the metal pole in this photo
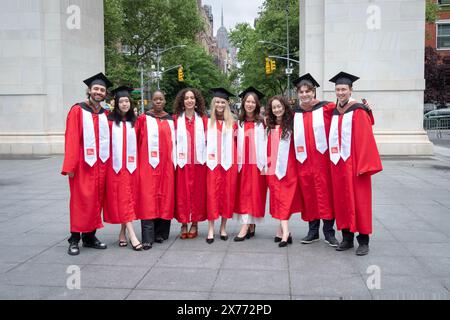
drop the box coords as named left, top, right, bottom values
left=286, top=0, right=290, bottom=100
left=156, top=46, right=161, bottom=90
left=140, top=63, right=144, bottom=114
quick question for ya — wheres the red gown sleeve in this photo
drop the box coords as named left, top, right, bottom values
left=61, top=106, right=81, bottom=175
left=353, top=110, right=383, bottom=176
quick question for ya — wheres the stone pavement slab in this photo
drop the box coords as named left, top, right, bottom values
left=0, top=154, right=450, bottom=300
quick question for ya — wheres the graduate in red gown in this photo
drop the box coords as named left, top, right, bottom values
left=266, top=96, right=303, bottom=247
left=103, top=86, right=142, bottom=251
left=61, top=72, right=112, bottom=256
left=137, top=90, right=176, bottom=249
left=205, top=88, right=238, bottom=244
left=233, top=87, right=268, bottom=241
left=328, top=72, right=383, bottom=256
left=292, top=74, right=338, bottom=247
left=173, top=88, right=208, bottom=239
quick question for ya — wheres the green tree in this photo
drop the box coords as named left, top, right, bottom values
left=229, top=0, right=299, bottom=100
left=104, top=0, right=229, bottom=109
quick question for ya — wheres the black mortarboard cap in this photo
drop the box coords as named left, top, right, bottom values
left=111, top=86, right=134, bottom=99
left=329, top=71, right=360, bottom=86
left=210, top=87, right=235, bottom=101
left=293, top=73, right=320, bottom=88
left=83, top=72, right=113, bottom=88
left=238, top=86, right=265, bottom=99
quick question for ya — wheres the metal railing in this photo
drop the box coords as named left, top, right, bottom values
left=424, top=118, right=450, bottom=139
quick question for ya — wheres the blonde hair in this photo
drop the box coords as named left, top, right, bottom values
left=209, top=97, right=234, bottom=129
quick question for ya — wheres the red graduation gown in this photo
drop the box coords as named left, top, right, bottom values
left=61, top=104, right=107, bottom=233
left=330, top=106, right=383, bottom=235
left=206, top=121, right=238, bottom=220
left=173, top=114, right=208, bottom=224
left=136, top=114, right=175, bottom=221
left=103, top=120, right=138, bottom=224
left=296, top=102, right=335, bottom=222
left=234, top=121, right=268, bottom=218
left=266, top=127, right=303, bottom=220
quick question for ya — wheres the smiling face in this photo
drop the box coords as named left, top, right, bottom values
left=271, top=99, right=285, bottom=120
left=298, top=85, right=315, bottom=105
left=214, top=97, right=227, bottom=118
left=335, top=84, right=352, bottom=105
left=89, top=84, right=107, bottom=103
left=152, top=91, right=166, bottom=112
left=244, top=94, right=257, bottom=116
left=118, top=97, right=131, bottom=114
left=183, top=90, right=196, bottom=111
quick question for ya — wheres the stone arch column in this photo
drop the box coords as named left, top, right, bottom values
left=300, top=0, right=433, bottom=155
left=0, top=0, right=104, bottom=154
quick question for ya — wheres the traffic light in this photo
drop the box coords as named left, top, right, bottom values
left=178, top=66, right=184, bottom=82
left=270, top=59, right=276, bottom=72
left=265, top=58, right=272, bottom=75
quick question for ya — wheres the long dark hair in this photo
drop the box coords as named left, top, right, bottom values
left=266, top=95, right=293, bottom=139
left=238, top=92, right=264, bottom=127
left=109, top=96, right=137, bottom=127
left=173, top=88, right=206, bottom=116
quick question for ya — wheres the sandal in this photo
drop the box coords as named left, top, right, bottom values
left=187, top=224, right=198, bottom=239
left=180, top=225, right=189, bottom=239
left=119, top=240, right=128, bottom=247
left=130, top=240, right=143, bottom=251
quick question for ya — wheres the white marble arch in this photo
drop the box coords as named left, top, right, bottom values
left=0, top=0, right=105, bottom=154
left=299, top=0, right=433, bottom=155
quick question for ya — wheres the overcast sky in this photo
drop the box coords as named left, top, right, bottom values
left=202, top=0, right=265, bottom=36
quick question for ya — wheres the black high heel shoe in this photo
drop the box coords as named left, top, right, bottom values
left=220, top=234, right=229, bottom=241
left=246, top=224, right=256, bottom=239
left=274, top=234, right=292, bottom=243
left=233, top=235, right=246, bottom=242
left=130, top=240, right=143, bottom=251
left=278, top=234, right=292, bottom=247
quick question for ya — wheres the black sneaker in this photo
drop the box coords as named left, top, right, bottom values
left=336, top=240, right=354, bottom=251
left=301, top=233, right=319, bottom=244
left=68, top=241, right=80, bottom=256
left=356, top=244, right=369, bottom=256
left=324, top=235, right=339, bottom=247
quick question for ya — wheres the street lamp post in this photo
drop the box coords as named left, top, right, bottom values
left=139, top=61, right=145, bottom=114
left=286, top=0, right=291, bottom=100
left=152, top=44, right=186, bottom=89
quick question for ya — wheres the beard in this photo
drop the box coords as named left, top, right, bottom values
left=89, top=94, right=105, bottom=104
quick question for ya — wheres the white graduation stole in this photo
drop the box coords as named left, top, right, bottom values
left=237, top=122, right=267, bottom=172
left=146, top=116, right=160, bottom=168
left=112, top=122, right=137, bottom=174
left=146, top=116, right=177, bottom=169
left=206, top=120, right=233, bottom=171
left=82, top=108, right=110, bottom=167
left=272, top=129, right=291, bottom=180
left=293, top=107, right=328, bottom=164
left=293, top=113, right=307, bottom=163
left=329, top=111, right=354, bottom=165
left=176, top=112, right=206, bottom=168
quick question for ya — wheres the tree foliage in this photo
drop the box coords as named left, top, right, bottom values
left=104, top=0, right=230, bottom=111
left=424, top=46, right=447, bottom=105
left=229, top=0, right=299, bottom=101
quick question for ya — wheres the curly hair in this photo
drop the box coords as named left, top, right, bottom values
left=238, top=92, right=264, bottom=127
left=173, top=88, right=206, bottom=116
left=266, top=95, right=293, bottom=140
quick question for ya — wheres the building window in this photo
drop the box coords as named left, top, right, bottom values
left=437, top=23, right=450, bottom=50
left=438, top=0, right=450, bottom=6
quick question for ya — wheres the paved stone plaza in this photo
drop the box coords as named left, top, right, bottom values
left=0, top=148, right=450, bottom=300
